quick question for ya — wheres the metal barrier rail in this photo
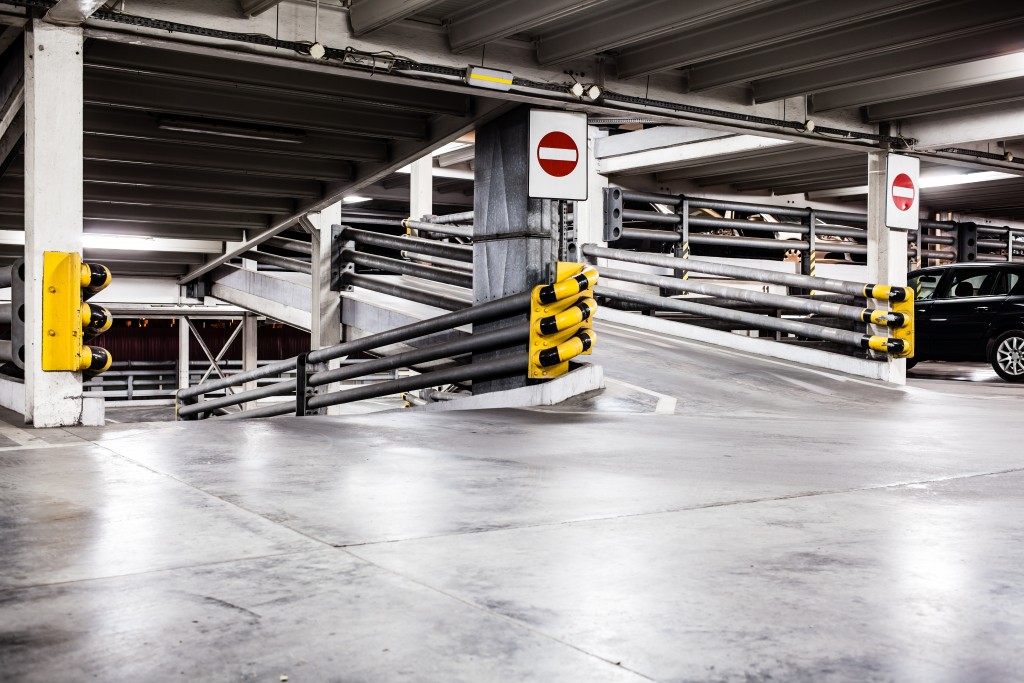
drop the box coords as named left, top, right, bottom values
left=603, top=188, right=1022, bottom=268
left=177, top=290, right=532, bottom=419
left=177, top=264, right=599, bottom=420
left=584, top=244, right=912, bottom=358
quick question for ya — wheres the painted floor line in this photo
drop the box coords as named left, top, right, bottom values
left=605, top=377, right=677, bottom=415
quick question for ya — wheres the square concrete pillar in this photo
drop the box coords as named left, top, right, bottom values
left=23, top=20, right=93, bottom=426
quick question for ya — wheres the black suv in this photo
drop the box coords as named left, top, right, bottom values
left=908, top=263, right=1024, bottom=381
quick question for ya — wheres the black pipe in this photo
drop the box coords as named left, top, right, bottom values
left=306, top=356, right=524, bottom=411
left=343, top=273, right=470, bottom=312
left=248, top=250, right=312, bottom=275
left=343, top=249, right=473, bottom=288
left=308, top=324, right=528, bottom=387
left=343, top=227, right=473, bottom=262
left=266, top=236, right=313, bottom=256
left=307, top=290, right=530, bottom=365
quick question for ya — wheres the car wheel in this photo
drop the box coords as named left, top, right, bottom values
left=990, top=330, right=1024, bottom=382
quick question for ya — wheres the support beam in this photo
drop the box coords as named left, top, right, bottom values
left=751, top=18, right=1024, bottom=102
left=535, top=0, right=779, bottom=66
left=865, top=78, right=1024, bottom=122
left=242, top=313, right=257, bottom=398
left=688, top=1, right=1024, bottom=92
left=598, top=134, right=793, bottom=176
left=23, top=20, right=91, bottom=426
left=179, top=98, right=517, bottom=285
left=409, top=155, right=432, bottom=221
left=447, top=0, right=607, bottom=53
left=177, top=316, right=190, bottom=391
left=309, top=202, right=341, bottom=351
left=811, top=52, right=1024, bottom=113
left=472, top=106, right=554, bottom=394
left=349, top=0, right=446, bottom=37
left=44, top=0, right=107, bottom=26
left=866, top=151, right=907, bottom=383
left=239, top=0, right=285, bottom=18
left=901, top=101, right=1024, bottom=149
left=614, top=0, right=939, bottom=80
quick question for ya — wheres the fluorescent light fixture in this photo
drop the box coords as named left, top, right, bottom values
left=342, top=196, right=372, bottom=204
left=919, top=171, right=1016, bottom=189
left=808, top=170, right=1019, bottom=199
left=157, top=116, right=306, bottom=144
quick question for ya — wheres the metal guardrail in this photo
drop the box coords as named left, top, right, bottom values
left=605, top=188, right=1022, bottom=269
left=177, top=265, right=599, bottom=420
left=177, top=290, right=532, bottom=419
left=585, top=244, right=913, bottom=359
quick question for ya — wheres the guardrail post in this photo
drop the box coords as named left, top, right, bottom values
left=672, top=197, right=690, bottom=281
left=331, top=224, right=355, bottom=292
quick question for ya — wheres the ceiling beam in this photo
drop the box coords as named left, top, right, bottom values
left=82, top=135, right=354, bottom=181
left=757, top=20, right=1024, bottom=102
left=811, top=52, right=1024, bottom=113
left=655, top=145, right=853, bottom=182
left=83, top=105, right=388, bottom=163
left=614, top=0, right=940, bottom=80
left=865, top=78, right=1024, bottom=122
left=238, top=0, right=284, bottom=18
left=84, top=69, right=429, bottom=140
left=5, top=158, right=324, bottom=199
left=179, top=98, right=517, bottom=285
left=84, top=40, right=472, bottom=117
left=902, top=101, right=1024, bottom=150
left=44, top=0, right=107, bottom=26
left=0, top=179, right=296, bottom=214
left=349, top=0, right=447, bottom=36
left=536, top=0, right=779, bottom=65
left=695, top=156, right=864, bottom=187
left=600, top=135, right=795, bottom=177
left=447, top=0, right=609, bottom=53
left=688, top=0, right=1023, bottom=92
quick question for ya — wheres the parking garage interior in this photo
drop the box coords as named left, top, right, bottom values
left=1, top=1, right=1023, bottom=681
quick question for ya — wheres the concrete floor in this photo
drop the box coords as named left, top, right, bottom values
left=2, top=325, right=1023, bottom=682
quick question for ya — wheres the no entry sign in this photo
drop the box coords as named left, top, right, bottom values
left=891, top=173, right=915, bottom=211
left=885, top=153, right=920, bottom=231
left=529, top=110, right=588, bottom=200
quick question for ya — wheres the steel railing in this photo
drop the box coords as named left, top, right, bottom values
left=176, top=290, right=533, bottom=420
left=585, top=244, right=913, bottom=359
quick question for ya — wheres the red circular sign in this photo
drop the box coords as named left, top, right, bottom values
left=537, top=131, right=579, bottom=177
left=891, top=173, right=916, bottom=211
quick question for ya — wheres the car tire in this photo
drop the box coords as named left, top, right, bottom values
left=990, top=330, right=1024, bottom=382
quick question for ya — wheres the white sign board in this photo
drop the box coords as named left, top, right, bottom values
left=528, top=110, right=588, bottom=201
left=885, top=153, right=920, bottom=232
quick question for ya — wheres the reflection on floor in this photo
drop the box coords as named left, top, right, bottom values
left=2, top=334, right=1023, bottom=682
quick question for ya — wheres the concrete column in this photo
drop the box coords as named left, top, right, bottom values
left=309, top=201, right=342, bottom=350
left=409, top=155, right=433, bottom=221
left=177, top=317, right=190, bottom=390
left=866, top=151, right=908, bottom=383
left=309, top=202, right=343, bottom=415
left=23, top=20, right=88, bottom=427
left=242, top=313, right=257, bottom=389
left=574, top=126, right=609, bottom=249
left=472, top=106, right=556, bottom=393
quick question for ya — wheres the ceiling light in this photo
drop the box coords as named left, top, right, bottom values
left=586, top=85, right=603, bottom=101
left=157, top=117, right=306, bottom=143
left=342, top=196, right=372, bottom=204
left=568, top=82, right=585, bottom=98
left=919, top=171, right=1017, bottom=189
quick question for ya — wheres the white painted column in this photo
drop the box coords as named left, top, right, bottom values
left=409, top=155, right=433, bottom=221
left=23, top=20, right=90, bottom=426
left=177, top=317, right=190, bottom=390
left=242, top=313, right=257, bottom=383
left=574, top=126, right=610, bottom=249
left=309, top=202, right=343, bottom=415
left=867, top=151, right=908, bottom=384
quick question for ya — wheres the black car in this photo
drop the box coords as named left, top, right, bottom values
left=908, top=262, right=1024, bottom=381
